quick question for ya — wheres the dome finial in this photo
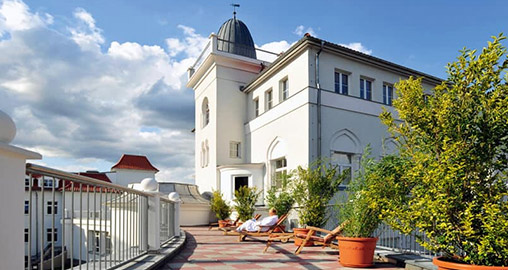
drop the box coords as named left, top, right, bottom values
left=231, top=3, right=240, bottom=19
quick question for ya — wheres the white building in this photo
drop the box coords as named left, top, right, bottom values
left=187, top=15, right=441, bottom=205
left=24, top=154, right=159, bottom=264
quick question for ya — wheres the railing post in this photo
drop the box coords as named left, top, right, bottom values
left=147, top=194, right=160, bottom=252
left=210, top=33, right=217, bottom=53
left=168, top=192, right=181, bottom=236
left=0, top=110, right=41, bottom=270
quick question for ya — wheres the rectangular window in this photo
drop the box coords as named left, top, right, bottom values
left=25, top=178, right=30, bottom=187
left=89, top=231, right=111, bottom=254
left=25, top=200, right=29, bottom=214
left=360, top=78, right=372, bottom=100
left=47, top=201, right=57, bottom=215
left=46, top=228, right=57, bottom=242
left=383, top=84, right=393, bottom=105
left=265, top=89, right=273, bottom=110
left=229, top=141, right=241, bottom=158
left=273, top=157, right=287, bottom=188
left=280, top=78, right=289, bottom=101
left=43, top=178, right=58, bottom=188
left=331, top=152, right=353, bottom=185
left=24, top=228, right=29, bottom=243
left=334, top=72, right=349, bottom=95
left=234, top=176, right=249, bottom=193
left=254, top=98, right=259, bottom=117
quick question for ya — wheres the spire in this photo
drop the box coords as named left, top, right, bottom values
left=231, top=3, right=240, bottom=19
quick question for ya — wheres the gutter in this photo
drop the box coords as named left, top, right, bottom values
left=316, top=40, right=324, bottom=159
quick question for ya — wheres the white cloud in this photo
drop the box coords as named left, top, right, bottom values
left=293, top=25, right=317, bottom=37
left=256, top=40, right=294, bottom=62
left=339, top=42, right=372, bottom=55
left=0, top=0, right=199, bottom=182
left=0, top=0, right=50, bottom=36
left=68, top=8, right=104, bottom=51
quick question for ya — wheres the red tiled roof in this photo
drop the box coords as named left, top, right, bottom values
left=78, top=172, right=111, bottom=183
left=111, top=154, right=159, bottom=172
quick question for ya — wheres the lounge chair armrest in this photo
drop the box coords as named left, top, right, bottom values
left=305, top=226, right=332, bottom=235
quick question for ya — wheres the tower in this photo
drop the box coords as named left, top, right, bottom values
left=187, top=13, right=264, bottom=193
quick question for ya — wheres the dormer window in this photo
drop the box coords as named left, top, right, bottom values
left=202, top=98, right=209, bottom=128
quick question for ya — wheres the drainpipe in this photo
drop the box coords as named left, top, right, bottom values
left=315, top=41, right=324, bottom=159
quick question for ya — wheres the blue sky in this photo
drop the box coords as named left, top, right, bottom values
left=1, top=0, right=507, bottom=183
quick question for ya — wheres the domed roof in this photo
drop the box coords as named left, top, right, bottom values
left=217, top=17, right=256, bottom=59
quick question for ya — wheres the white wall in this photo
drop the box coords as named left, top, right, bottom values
left=113, top=169, right=156, bottom=187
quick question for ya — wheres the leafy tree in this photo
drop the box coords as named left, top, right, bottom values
left=233, top=186, right=261, bottom=221
left=380, top=34, right=508, bottom=266
left=293, top=159, right=345, bottom=227
left=210, top=190, right=232, bottom=220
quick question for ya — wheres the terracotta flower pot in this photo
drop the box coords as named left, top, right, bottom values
left=293, top=228, right=315, bottom=247
left=337, top=236, right=378, bottom=268
left=218, top=220, right=230, bottom=228
left=433, top=257, right=508, bottom=270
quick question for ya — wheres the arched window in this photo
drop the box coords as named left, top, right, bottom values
left=202, top=98, right=209, bottom=128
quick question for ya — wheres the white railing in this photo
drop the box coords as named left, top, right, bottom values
left=24, top=163, right=179, bottom=270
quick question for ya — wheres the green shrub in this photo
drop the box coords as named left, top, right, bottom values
left=233, top=186, right=261, bottom=222
left=338, top=148, right=398, bottom=238
left=210, top=190, right=232, bottom=220
left=266, top=172, right=295, bottom=216
left=380, top=34, right=508, bottom=266
left=293, top=159, right=345, bottom=227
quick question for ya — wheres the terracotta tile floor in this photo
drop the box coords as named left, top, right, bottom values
left=160, top=227, right=402, bottom=270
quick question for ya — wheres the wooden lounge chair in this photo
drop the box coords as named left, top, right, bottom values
left=219, top=214, right=262, bottom=234
left=263, top=221, right=347, bottom=254
left=234, top=214, right=292, bottom=242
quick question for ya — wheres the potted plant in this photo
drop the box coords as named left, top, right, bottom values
left=336, top=147, right=388, bottom=268
left=266, top=173, right=294, bottom=232
left=292, top=159, right=344, bottom=246
left=210, top=190, right=232, bottom=228
left=379, top=34, right=508, bottom=269
left=233, top=186, right=261, bottom=222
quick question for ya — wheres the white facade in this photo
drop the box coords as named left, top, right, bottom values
left=188, top=30, right=441, bottom=206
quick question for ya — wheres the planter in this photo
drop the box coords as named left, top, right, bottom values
left=218, top=220, right=230, bottom=228
left=433, top=257, right=508, bottom=270
left=337, top=237, right=378, bottom=268
left=293, top=228, right=315, bottom=247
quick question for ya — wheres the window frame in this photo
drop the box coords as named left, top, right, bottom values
left=279, top=77, right=289, bottom=102
left=383, top=83, right=394, bottom=105
left=229, top=141, right=241, bottom=159
left=46, top=228, right=57, bottom=242
left=334, top=70, right=349, bottom=95
left=360, top=78, right=373, bottom=101
left=202, top=98, right=210, bottom=128
left=46, top=201, right=58, bottom=215
left=331, top=151, right=354, bottom=186
left=254, top=98, right=259, bottom=117
left=272, top=157, right=287, bottom=189
left=265, top=89, right=273, bottom=110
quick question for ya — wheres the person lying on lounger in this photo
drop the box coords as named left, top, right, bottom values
left=236, top=208, right=278, bottom=232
